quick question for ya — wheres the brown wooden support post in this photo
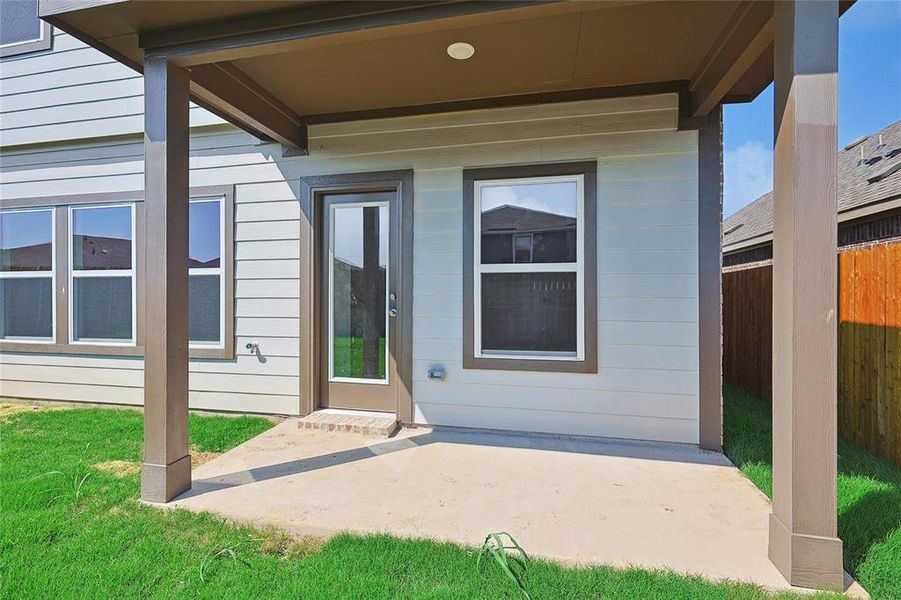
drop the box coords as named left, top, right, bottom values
left=698, top=104, right=723, bottom=452
left=141, top=55, right=192, bottom=503
left=768, top=0, right=843, bottom=589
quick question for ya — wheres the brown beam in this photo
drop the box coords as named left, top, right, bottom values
left=138, top=0, right=558, bottom=66
left=768, top=0, right=843, bottom=590
left=189, top=62, right=307, bottom=151
left=690, top=1, right=774, bottom=117
left=697, top=105, right=723, bottom=451
left=141, top=55, right=191, bottom=503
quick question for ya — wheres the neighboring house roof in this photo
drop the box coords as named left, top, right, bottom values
left=3, top=239, right=218, bottom=271
left=1, top=243, right=52, bottom=271
left=74, top=236, right=133, bottom=270
left=724, top=120, right=901, bottom=252
left=481, top=205, right=576, bottom=235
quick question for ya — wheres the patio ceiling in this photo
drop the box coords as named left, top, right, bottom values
left=38, top=0, right=839, bottom=151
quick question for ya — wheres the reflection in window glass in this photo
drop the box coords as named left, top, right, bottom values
left=0, top=209, right=54, bottom=341
left=0, top=0, right=41, bottom=47
left=0, top=278, right=52, bottom=339
left=480, top=180, right=577, bottom=264
left=71, top=204, right=134, bottom=344
left=0, top=209, right=52, bottom=272
left=189, top=198, right=224, bottom=345
left=331, top=203, right=388, bottom=380
left=189, top=200, right=221, bottom=268
left=513, top=234, right=533, bottom=263
left=73, top=277, right=132, bottom=341
left=72, top=206, right=132, bottom=270
left=189, top=275, right=221, bottom=343
left=475, top=174, right=583, bottom=360
left=481, top=272, right=577, bottom=354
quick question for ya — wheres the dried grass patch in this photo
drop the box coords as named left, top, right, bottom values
left=190, top=447, right=221, bottom=467
left=94, top=460, right=140, bottom=477
left=257, top=526, right=325, bottom=560
left=0, top=402, right=60, bottom=422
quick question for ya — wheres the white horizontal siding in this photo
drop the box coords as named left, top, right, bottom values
left=1, top=92, right=699, bottom=441
left=413, top=402, right=698, bottom=444
left=0, top=31, right=224, bottom=147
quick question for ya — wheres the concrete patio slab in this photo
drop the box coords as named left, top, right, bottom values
left=167, top=421, right=828, bottom=592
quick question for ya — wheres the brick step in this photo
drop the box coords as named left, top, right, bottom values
left=298, top=409, right=400, bottom=437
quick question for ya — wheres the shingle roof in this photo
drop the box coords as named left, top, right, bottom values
left=724, top=120, right=901, bottom=250
left=481, top=205, right=576, bottom=234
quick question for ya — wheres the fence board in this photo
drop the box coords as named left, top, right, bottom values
left=723, top=264, right=772, bottom=401
left=723, top=241, right=901, bottom=466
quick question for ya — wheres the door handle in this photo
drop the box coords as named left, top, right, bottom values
left=388, top=308, right=398, bottom=318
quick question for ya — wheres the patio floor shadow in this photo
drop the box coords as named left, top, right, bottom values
left=179, top=426, right=730, bottom=498
left=166, top=421, right=808, bottom=591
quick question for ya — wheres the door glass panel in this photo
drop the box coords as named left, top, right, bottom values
left=330, top=203, right=388, bottom=381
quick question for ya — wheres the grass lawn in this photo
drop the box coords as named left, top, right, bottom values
left=333, top=336, right=386, bottom=379
left=723, top=386, right=901, bottom=600
left=2, top=403, right=835, bottom=599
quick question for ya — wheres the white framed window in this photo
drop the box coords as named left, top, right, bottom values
left=68, top=203, right=136, bottom=345
left=474, top=174, right=585, bottom=361
left=0, top=208, right=55, bottom=342
left=0, top=186, right=235, bottom=358
left=0, top=0, right=52, bottom=58
left=188, top=196, right=226, bottom=348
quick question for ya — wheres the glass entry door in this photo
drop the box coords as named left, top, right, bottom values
left=320, top=190, right=398, bottom=411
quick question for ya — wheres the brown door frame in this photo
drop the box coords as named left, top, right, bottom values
left=298, top=170, right=414, bottom=421
left=319, top=190, right=397, bottom=411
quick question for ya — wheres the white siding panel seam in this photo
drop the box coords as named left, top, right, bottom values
left=0, top=94, right=141, bottom=115
left=0, top=57, right=118, bottom=81
left=414, top=401, right=696, bottom=420
left=0, top=130, right=248, bottom=166
left=1, top=73, right=140, bottom=97
left=320, top=127, right=676, bottom=159
left=312, top=107, right=677, bottom=139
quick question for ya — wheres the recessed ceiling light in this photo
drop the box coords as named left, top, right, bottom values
left=447, top=42, right=475, bottom=60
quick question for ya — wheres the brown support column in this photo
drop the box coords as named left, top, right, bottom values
left=141, top=55, right=191, bottom=503
left=698, top=105, right=723, bottom=452
left=768, top=0, right=843, bottom=590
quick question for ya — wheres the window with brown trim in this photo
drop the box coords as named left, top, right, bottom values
left=463, top=162, right=597, bottom=373
left=0, top=186, right=235, bottom=359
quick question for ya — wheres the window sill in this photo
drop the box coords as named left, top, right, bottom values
left=0, top=342, right=235, bottom=361
left=463, top=354, right=597, bottom=374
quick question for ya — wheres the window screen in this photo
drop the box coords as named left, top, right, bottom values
left=0, top=209, right=54, bottom=341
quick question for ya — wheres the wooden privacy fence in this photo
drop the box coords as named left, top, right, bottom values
left=723, top=241, right=901, bottom=467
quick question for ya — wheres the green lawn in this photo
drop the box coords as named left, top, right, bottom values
left=723, top=386, right=901, bottom=600
left=333, top=336, right=386, bottom=379
left=1, top=404, right=834, bottom=599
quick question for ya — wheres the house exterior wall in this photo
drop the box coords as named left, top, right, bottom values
left=0, top=29, right=222, bottom=146
left=1, top=34, right=700, bottom=443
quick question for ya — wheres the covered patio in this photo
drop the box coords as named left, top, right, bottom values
left=40, top=0, right=850, bottom=591
left=167, top=420, right=831, bottom=592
